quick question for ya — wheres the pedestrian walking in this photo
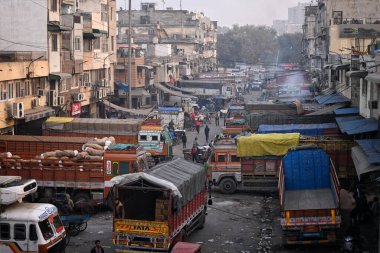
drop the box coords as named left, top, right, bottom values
left=114, top=198, right=125, bottom=219
left=204, top=124, right=210, bottom=143
left=215, top=112, right=220, bottom=126
left=191, top=144, right=198, bottom=162
left=90, top=240, right=105, bottom=253
left=181, top=132, right=187, bottom=148
left=195, top=120, right=201, bottom=134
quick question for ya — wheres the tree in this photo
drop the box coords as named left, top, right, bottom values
left=277, top=33, right=303, bottom=64
left=217, top=25, right=278, bottom=67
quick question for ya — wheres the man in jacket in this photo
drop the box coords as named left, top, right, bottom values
left=90, top=240, right=104, bottom=253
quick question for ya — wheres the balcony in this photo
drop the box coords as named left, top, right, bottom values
left=0, top=51, right=47, bottom=62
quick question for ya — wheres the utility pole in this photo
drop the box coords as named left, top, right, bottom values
left=128, top=0, right=132, bottom=108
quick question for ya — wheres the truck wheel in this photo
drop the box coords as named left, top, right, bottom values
left=219, top=178, right=237, bottom=194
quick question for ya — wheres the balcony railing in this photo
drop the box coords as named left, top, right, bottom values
left=333, top=17, right=380, bottom=25
left=0, top=51, right=47, bottom=62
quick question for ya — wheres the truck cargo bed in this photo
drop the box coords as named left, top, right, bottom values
left=284, top=188, right=338, bottom=211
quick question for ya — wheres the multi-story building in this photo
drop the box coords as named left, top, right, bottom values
left=117, top=3, right=217, bottom=80
left=288, top=2, right=308, bottom=25
left=272, top=2, right=308, bottom=35
left=0, top=0, right=116, bottom=124
left=302, top=6, right=318, bottom=71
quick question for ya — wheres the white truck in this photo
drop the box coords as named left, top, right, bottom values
left=157, top=107, right=185, bottom=130
left=0, top=176, right=67, bottom=253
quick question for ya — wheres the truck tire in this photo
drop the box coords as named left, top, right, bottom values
left=219, top=178, right=237, bottom=194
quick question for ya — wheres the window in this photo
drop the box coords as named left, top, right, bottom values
left=140, top=135, right=147, bottom=141
left=51, top=0, right=57, bottom=12
left=38, top=219, right=53, bottom=240
left=231, top=155, right=240, bottom=162
left=101, top=4, right=108, bottom=22
left=119, top=162, right=129, bottom=174
left=75, top=37, right=81, bottom=51
left=101, top=35, right=108, bottom=53
left=110, top=7, right=113, bottom=20
left=29, top=224, right=38, bottom=241
left=0, top=82, right=7, bottom=100
left=51, top=34, right=58, bottom=52
left=32, top=78, right=44, bottom=96
left=52, top=216, right=64, bottom=233
left=0, top=223, right=10, bottom=240
left=140, top=16, right=150, bottom=24
left=25, top=80, right=30, bottom=96
left=151, top=135, right=158, bottom=141
left=112, top=162, right=119, bottom=175
left=111, top=36, right=114, bottom=51
left=14, top=224, right=26, bottom=241
left=218, top=155, right=226, bottom=162
left=15, top=81, right=24, bottom=98
left=94, top=38, right=100, bottom=50
left=7, top=82, right=14, bottom=99
left=84, top=39, right=92, bottom=52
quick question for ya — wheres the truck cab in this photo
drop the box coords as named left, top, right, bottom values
left=0, top=176, right=66, bottom=253
left=138, top=119, right=172, bottom=161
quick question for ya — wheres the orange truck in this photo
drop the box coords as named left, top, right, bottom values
left=111, top=158, right=209, bottom=252
left=138, top=118, right=173, bottom=163
left=0, top=144, right=148, bottom=207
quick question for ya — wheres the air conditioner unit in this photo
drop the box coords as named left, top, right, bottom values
left=31, top=98, right=40, bottom=108
left=73, top=93, right=84, bottom=102
left=48, top=90, right=58, bottom=106
left=38, top=89, right=45, bottom=96
left=368, top=100, right=378, bottom=109
left=58, top=96, right=65, bottom=105
left=12, top=102, right=24, bottom=119
left=96, top=90, right=103, bottom=99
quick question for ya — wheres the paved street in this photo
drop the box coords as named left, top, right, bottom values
left=66, top=117, right=343, bottom=253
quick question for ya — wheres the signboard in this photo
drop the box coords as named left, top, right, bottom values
left=339, top=24, right=380, bottom=38
left=71, top=102, right=81, bottom=116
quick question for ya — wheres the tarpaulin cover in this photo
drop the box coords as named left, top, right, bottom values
left=258, top=123, right=337, bottom=136
left=111, top=158, right=206, bottom=209
left=46, top=117, right=75, bottom=124
left=237, top=133, right=300, bottom=157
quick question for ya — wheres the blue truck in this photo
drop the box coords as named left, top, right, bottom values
left=278, top=146, right=341, bottom=244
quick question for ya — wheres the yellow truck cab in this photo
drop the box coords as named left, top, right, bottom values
left=0, top=176, right=66, bottom=253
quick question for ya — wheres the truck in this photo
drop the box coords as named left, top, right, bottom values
left=111, top=158, right=209, bottom=252
left=157, top=107, right=185, bottom=130
left=221, top=118, right=250, bottom=137
left=43, top=117, right=143, bottom=144
left=208, top=134, right=356, bottom=194
left=0, top=135, right=93, bottom=159
left=0, top=176, right=67, bottom=253
left=138, top=119, right=173, bottom=163
left=278, top=146, right=341, bottom=244
left=0, top=144, right=149, bottom=208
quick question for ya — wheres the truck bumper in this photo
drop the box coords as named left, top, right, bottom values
left=282, top=230, right=337, bottom=245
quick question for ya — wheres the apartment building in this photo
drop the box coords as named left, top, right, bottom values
left=0, top=0, right=116, bottom=125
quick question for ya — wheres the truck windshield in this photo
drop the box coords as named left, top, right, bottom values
left=52, top=215, right=64, bottom=233
left=39, top=219, right=54, bottom=240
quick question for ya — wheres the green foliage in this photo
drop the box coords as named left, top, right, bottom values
left=277, top=33, right=303, bottom=64
left=217, top=25, right=278, bottom=67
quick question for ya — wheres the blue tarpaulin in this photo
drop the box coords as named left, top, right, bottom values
left=258, top=123, right=337, bottom=136
left=336, top=117, right=378, bottom=135
left=315, top=94, right=351, bottom=105
left=355, top=139, right=380, bottom=164
left=158, top=107, right=181, bottom=112
left=334, top=107, right=359, bottom=115
left=228, top=106, right=244, bottom=110
left=114, top=81, right=129, bottom=91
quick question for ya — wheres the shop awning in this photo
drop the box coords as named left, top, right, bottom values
left=332, top=64, right=350, bottom=70
left=24, top=106, right=55, bottom=122
left=154, top=82, right=196, bottom=99
left=346, top=70, right=368, bottom=78
left=336, top=116, right=378, bottom=135
left=334, top=107, right=359, bottom=115
left=83, top=32, right=102, bottom=39
left=137, top=65, right=153, bottom=70
left=307, top=103, right=345, bottom=115
left=130, top=89, right=150, bottom=97
left=355, top=139, right=380, bottom=164
left=49, top=72, right=72, bottom=81
left=102, top=100, right=154, bottom=115
left=365, top=73, right=380, bottom=83
left=351, top=146, right=380, bottom=178
left=114, top=82, right=129, bottom=91
left=315, top=94, right=351, bottom=105
left=161, top=82, right=194, bottom=95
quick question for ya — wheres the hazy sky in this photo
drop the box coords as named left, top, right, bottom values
left=116, top=0, right=308, bottom=27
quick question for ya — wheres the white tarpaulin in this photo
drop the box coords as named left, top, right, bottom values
left=102, top=100, right=154, bottom=115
